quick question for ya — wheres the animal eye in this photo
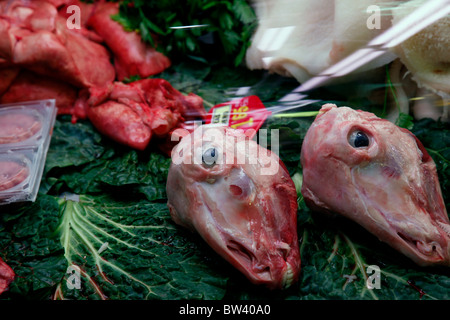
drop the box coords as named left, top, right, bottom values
left=202, top=147, right=218, bottom=167
left=348, top=130, right=370, bottom=148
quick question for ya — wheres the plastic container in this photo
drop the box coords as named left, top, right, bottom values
left=0, top=99, right=56, bottom=204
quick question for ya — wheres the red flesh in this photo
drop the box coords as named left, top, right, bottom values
left=86, top=79, right=205, bottom=150
left=167, top=126, right=300, bottom=289
left=0, top=160, right=28, bottom=191
left=0, top=257, right=14, bottom=295
left=87, top=1, right=171, bottom=81
left=0, top=0, right=200, bottom=152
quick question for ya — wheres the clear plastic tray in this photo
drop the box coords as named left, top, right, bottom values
left=0, top=99, right=56, bottom=204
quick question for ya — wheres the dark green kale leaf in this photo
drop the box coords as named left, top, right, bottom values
left=42, top=117, right=170, bottom=201
left=45, top=117, right=105, bottom=172
left=0, top=194, right=228, bottom=300
left=262, top=118, right=314, bottom=176
left=412, top=118, right=450, bottom=207
left=54, top=195, right=227, bottom=300
left=0, top=113, right=229, bottom=300
left=58, top=149, right=170, bottom=201
left=0, top=195, right=67, bottom=300
left=395, top=112, right=415, bottom=130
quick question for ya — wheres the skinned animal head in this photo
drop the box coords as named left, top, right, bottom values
left=301, top=104, right=450, bottom=266
left=166, top=125, right=300, bottom=289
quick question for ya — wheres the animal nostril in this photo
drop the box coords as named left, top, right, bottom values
left=261, top=266, right=270, bottom=275
left=229, top=184, right=243, bottom=196
left=225, top=168, right=254, bottom=199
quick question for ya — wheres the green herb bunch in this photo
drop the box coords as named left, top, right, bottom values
left=112, top=0, right=257, bottom=66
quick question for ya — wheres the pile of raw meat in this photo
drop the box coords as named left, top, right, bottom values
left=0, top=0, right=206, bottom=151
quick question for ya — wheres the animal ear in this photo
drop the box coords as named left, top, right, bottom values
left=398, top=128, right=449, bottom=227
left=398, top=127, right=432, bottom=163
left=318, top=104, right=338, bottom=117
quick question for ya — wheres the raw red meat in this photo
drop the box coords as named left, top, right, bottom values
left=0, top=159, right=28, bottom=191
left=0, top=66, right=20, bottom=96
left=86, top=79, right=206, bottom=150
left=87, top=100, right=152, bottom=150
left=0, top=257, right=14, bottom=295
left=0, top=70, right=79, bottom=116
left=0, top=108, right=42, bottom=144
left=87, top=1, right=171, bottom=81
left=44, top=0, right=73, bottom=8
left=0, top=0, right=115, bottom=88
left=56, top=0, right=103, bottom=42
left=0, top=0, right=200, bottom=151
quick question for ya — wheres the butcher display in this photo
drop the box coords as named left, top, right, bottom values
left=166, top=126, right=301, bottom=289
left=0, top=0, right=204, bottom=151
left=301, top=104, right=450, bottom=266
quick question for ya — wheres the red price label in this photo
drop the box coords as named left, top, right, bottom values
left=205, top=96, right=271, bottom=138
